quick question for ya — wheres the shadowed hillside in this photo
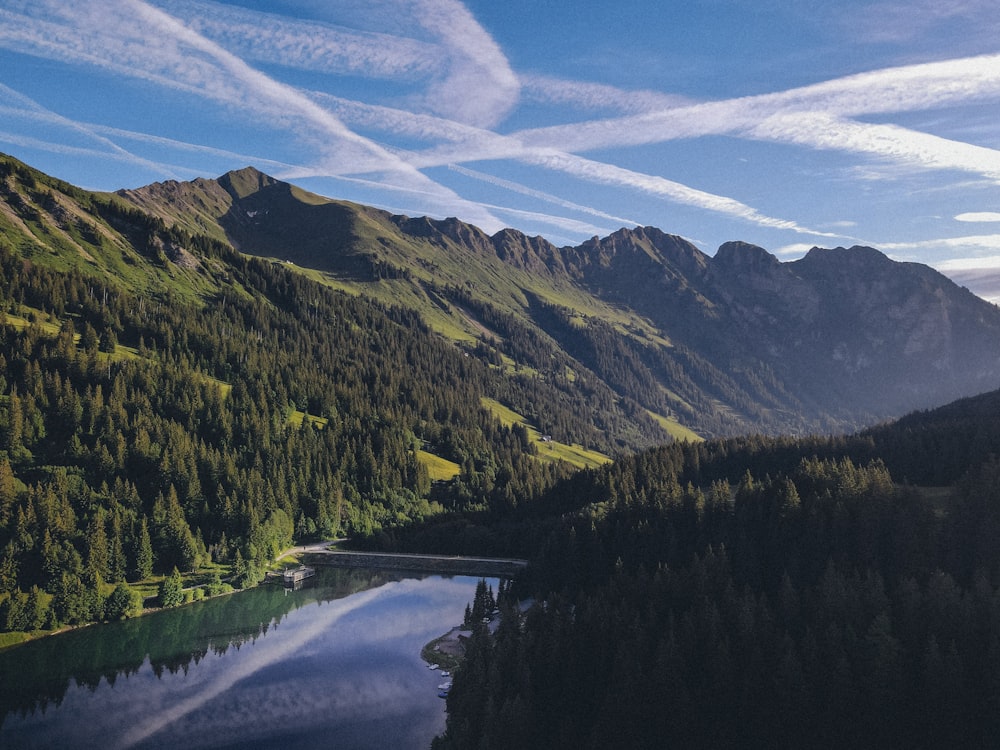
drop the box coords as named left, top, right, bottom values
left=121, top=165, right=1000, bottom=438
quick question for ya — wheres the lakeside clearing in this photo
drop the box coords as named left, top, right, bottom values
left=422, top=625, right=467, bottom=672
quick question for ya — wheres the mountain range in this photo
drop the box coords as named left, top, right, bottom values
left=117, top=162, right=1000, bottom=439
left=4, top=151, right=1000, bottom=447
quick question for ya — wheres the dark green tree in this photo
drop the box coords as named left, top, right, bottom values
left=104, top=582, right=141, bottom=620
left=158, top=567, right=183, bottom=608
left=129, top=516, right=154, bottom=582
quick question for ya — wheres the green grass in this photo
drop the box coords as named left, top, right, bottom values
left=482, top=397, right=611, bottom=469
left=534, top=439, right=612, bottom=468
left=418, top=449, right=461, bottom=481
left=484, top=398, right=526, bottom=427
left=288, top=410, right=329, bottom=429
left=646, top=409, right=703, bottom=442
left=4, top=309, right=61, bottom=335
left=289, top=184, right=332, bottom=206
left=0, top=630, right=41, bottom=650
left=232, top=190, right=673, bottom=356
left=210, top=377, right=232, bottom=399
left=421, top=632, right=464, bottom=672
left=4, top=312, right=236, bottom=403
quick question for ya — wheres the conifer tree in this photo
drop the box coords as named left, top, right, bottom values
left=158, top=567, right=183, bottom=608
left=130, top=516, right=153, bottom=582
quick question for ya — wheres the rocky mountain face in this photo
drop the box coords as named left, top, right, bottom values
left=116, top=166, right=1000, bottom=437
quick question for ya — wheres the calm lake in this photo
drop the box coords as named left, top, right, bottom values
left=0, top=569, right=486, bottom=749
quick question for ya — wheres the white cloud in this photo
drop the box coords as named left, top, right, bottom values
left=447, top=163, right=640, bottom=228
left=313, top=92, right=831, bottom=236
left=154, top=0, right=520, bottom=129
left=956, top=212, right=1000, bottom=222
left=0, top=0, right=507, bottom=231
left=880, top=234, right=1000, bottom=253
left=524, top=151, right=843, bottom=237
left=476, top=203, right=613, bottom=240
left=745, top=112, right=1000, bottom=179
left=409, top=0, right=520, bottom=128
left=381, top=51, right=1000, bottom=232
left=313, top=92, right=490, bottom=147
left=0, top=83, right=212, bottom=179
left=520, top=73, right=693, bottom=115
left=0, top=129, right=193, bottom=180
left=159, top=0, right=439, bottom=79
left=3, top=0, right=998, bottom=249
left=772, top=242, right=819, bottom=258
left=932, top=253, right=1000, bottom=303
left=506, top=53, right=1000, bottom=181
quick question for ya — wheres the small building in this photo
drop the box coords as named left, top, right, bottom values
left=283, top=565, right=316, bottom=585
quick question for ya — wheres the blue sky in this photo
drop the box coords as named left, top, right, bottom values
left=2, top=0, right=1000, bottom=298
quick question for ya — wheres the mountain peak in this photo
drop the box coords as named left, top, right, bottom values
left=490, top=228, right=563, bottom=274
left=798, top=245, right=892, bottom=270
left=218, top=166, right=279, bottom=200
left=581, top=226, right=708, bottom=275
left=713, top=241, right=779, bottom=270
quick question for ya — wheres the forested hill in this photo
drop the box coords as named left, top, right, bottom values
left=433, top=389, right=1000, bottom=749
left=120, top=165, right=1000, bottom=437
left=0, top=152, right=608, bottom=633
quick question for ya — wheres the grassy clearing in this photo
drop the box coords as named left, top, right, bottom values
left=208, top=377, right=232, bottom=399
left=483, top=398, right=526, bottom=427
left=646, top=410, right=703, bottom=442
left=288, top=410, right=329, bottom=429
left=291, top=267, right=480, bottom=344
left=418, top=449, right=461, bottom=481
left=535, top=439, right=611, bottom=469
left=4, top=309, right=61, bottom=335
left=482, top=397, right=610, bottom=469
left=421, top=630, right=465, bottom=672
left=0, top=631, right=34, bottom=650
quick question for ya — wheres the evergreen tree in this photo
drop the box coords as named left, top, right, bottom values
left=130, top=516, right=153, bottom=582
left=0, top=457, right=15, bottom=526
left=158, top=567, right=183, bottom=608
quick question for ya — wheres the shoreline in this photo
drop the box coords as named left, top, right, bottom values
left=0, top=542, right=337, bottom=652
left=421, top=624, right=469, bottom=672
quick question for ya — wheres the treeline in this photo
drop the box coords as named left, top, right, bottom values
left=448, top=280, right=814, bottom=441
left=435, top=425, right=1000, bottom=748
left=441, top=285, right=668, bottom=452
left=523, top=296, right=794, bottom=438
left=0, top=207, right=575, bottom=631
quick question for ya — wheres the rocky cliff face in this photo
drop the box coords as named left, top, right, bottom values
left=552, top=228, right=1000, bottom=423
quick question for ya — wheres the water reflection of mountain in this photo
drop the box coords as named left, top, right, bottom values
left=0, top=568, right=406, bottom=727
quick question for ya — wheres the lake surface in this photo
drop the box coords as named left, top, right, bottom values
left=0, top=569, right=485, bottom=749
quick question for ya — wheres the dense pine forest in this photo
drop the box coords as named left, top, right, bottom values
left=432, top=407, right=1000, bottom=749
left=0, top=180, right=579, bottom=633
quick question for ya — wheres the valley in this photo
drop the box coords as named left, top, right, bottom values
left=3, top=152, right=1000, bottom=748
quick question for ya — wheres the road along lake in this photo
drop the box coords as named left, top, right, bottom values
left=0, top=568, right=492, bottom=749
